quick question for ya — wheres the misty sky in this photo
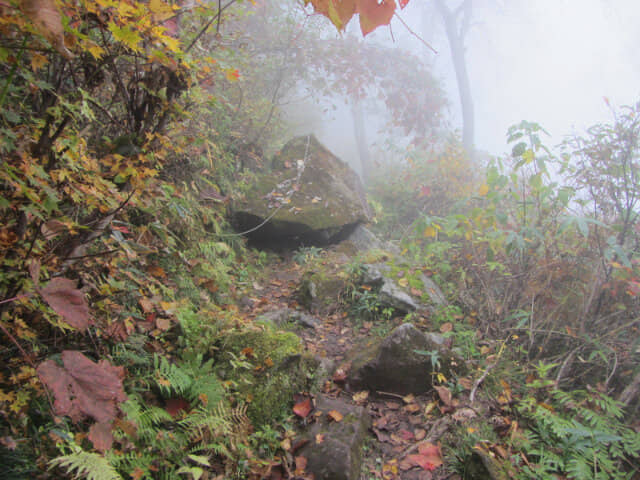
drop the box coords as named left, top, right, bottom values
left=405, top=0, right=640, bottom=155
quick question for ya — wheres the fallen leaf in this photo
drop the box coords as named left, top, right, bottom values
left=327, top=409, right=343, bottom=422
left=139, top=297, right=154, bottom=313
left=452, top=407, right=477, bottom=423
left=439, top=322, right=453, bottom=333
left=294, top=455, right=307, bottom=476
left=88, top=421, right=113, bottom=452
left=315, top=433, right=325, bottom=444
left=410, top=287, right=422, bottom=297
left=280, top=437, right=291, bottom=451
left=293, top=397, right=312, bottom=418
left=406, top=442, right=443, bottom=471
left=241, top=347, right=254, bottom=358
left=155, top=316, right=171, bottom=331
left=457, top=377, right=473, bottom=390
left=398, top=277, right=409, bottom=287
left=352, top=390, right=369, bottom=403
left=404, top=403, right=421, bottom=413
left=434, top=385, right=452, bottom=407
left=424, top=401, right=437, bottom=416
left=37, top=351, right=126, bottom=423
left=332, top=368, right=347, bottom=383
left=165, top=397, right=190, bottom=418
left=414, top=428, right=427, bottom=441
left=39, top=278, right=92, bottom=330
left=385, top=400, right=401, bottom=410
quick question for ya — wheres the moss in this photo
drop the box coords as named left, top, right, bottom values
left=216, top=323, right=319, bottom=426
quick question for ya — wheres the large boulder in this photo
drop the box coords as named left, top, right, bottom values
left=232, top=136, right=370, bottom=248
left=348, top=323, right=464, bottom=395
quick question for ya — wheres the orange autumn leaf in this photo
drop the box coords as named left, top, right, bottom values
left=356, top=0, right=396, bottom=36
left=327, top=409, right=344, bottom=422
left=293, top=397, right=312, bottom=418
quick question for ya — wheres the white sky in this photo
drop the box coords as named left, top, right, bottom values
left=394, top=0, right=640, bottom=155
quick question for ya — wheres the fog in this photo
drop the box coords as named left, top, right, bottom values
left=286, top=0, right=640, bottom=164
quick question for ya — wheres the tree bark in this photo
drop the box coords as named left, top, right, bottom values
left=435, top=0, right=475, bottom=153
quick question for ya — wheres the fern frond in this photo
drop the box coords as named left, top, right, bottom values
left=50, top=451, right=122, bottom=480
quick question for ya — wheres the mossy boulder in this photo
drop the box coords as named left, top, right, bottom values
left=215, top=323, right=318, bottom=426
left=231, top=136, right=370, bottom=248
left=300, top=270, right=348, bottom=314
left=348, top=323, right=464, bottom=395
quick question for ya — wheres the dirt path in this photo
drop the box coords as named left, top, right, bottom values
left=242, top=253, right=465, bottom=480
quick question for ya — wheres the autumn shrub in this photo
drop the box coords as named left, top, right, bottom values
left=396, top=113, right=640, bottom=402
left=368, top=136, right=480, bottom=240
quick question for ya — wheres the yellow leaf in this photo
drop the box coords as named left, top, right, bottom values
left=478, top=183, right=489, bottom=196
left=86, top=42, right=105, bottom=60
left=31, top=53, right=48, bottom=71
left=225, top=68, right=240, bottom=82
left=398, top=277, right=408, bottom=288
left=423, top=225, right=437, bottom=238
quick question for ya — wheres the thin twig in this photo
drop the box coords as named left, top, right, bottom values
left=393, top=13, right=438, bottom=54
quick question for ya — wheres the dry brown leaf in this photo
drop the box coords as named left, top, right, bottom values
left=39, top=278, right=92, bottom=330
left=20, top=0, right=73, bottom=58
left=88, top=421, right=113, bottom=452
left=37, top=350, right=126, bottom=423
left=315, top=433, right=325, bottom=444
left=439, top=322, right=453, bottom=333
left=434, top=385, right=452, bottom=407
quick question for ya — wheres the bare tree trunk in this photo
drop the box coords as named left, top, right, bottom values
left=351, top=99, right=371, bottom=183
left=435, top=0, right=475, bottom=153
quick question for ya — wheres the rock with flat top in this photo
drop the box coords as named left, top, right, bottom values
left=298, top=395, right=370, bottom=480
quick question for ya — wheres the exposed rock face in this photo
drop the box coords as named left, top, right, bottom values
left=348, top=323, right=463, bottom=395
left=362, top=263, right=447, bottom=313
left=232, top=135, right=370, bottom=248
left=299, top=395, right=370, bottom=480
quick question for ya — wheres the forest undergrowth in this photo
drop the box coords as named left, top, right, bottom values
left=1, top=0, right=640, bottom=479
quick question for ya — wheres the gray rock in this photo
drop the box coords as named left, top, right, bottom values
left=232, top=136, right=370, bottom=248
left=258, top=307, right=320, bottom=329
left=299, top=395, right=370, bottom=480
left=378, top=281, right=420, bottom=312
left=348, top=323, right=464, bottom=395
left=361, top=263, right=447, bottom=311
left=345, top=224, right=401, bottom=255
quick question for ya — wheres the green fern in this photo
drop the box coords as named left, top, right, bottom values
left=50, top=451, right=122, bottom=480
left=515, top=389, right=640, bottom=479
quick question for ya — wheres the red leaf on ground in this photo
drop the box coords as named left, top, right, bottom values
left=356, top=0, right=396, bottom=36
left=37, top=350, right=126, bottom=423
left=406, top=442, right=443, bottom=471
left=88, top=421, right=114, bottom=452
left=165, top=397, right=190, bottom=418
left=39, top=278, right=92, bottom=330
left=293, top=397, right=313, bottom=418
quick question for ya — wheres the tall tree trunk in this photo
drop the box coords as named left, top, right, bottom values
left=352, top=99, right=371, bottom=183
left=435, top=0, right=475, bottom=153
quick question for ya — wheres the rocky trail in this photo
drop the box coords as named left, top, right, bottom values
left=238, top=249, right=509, bottom=480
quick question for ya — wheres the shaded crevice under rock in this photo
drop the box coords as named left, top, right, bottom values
left=233, top=212, right=361, bottom=250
